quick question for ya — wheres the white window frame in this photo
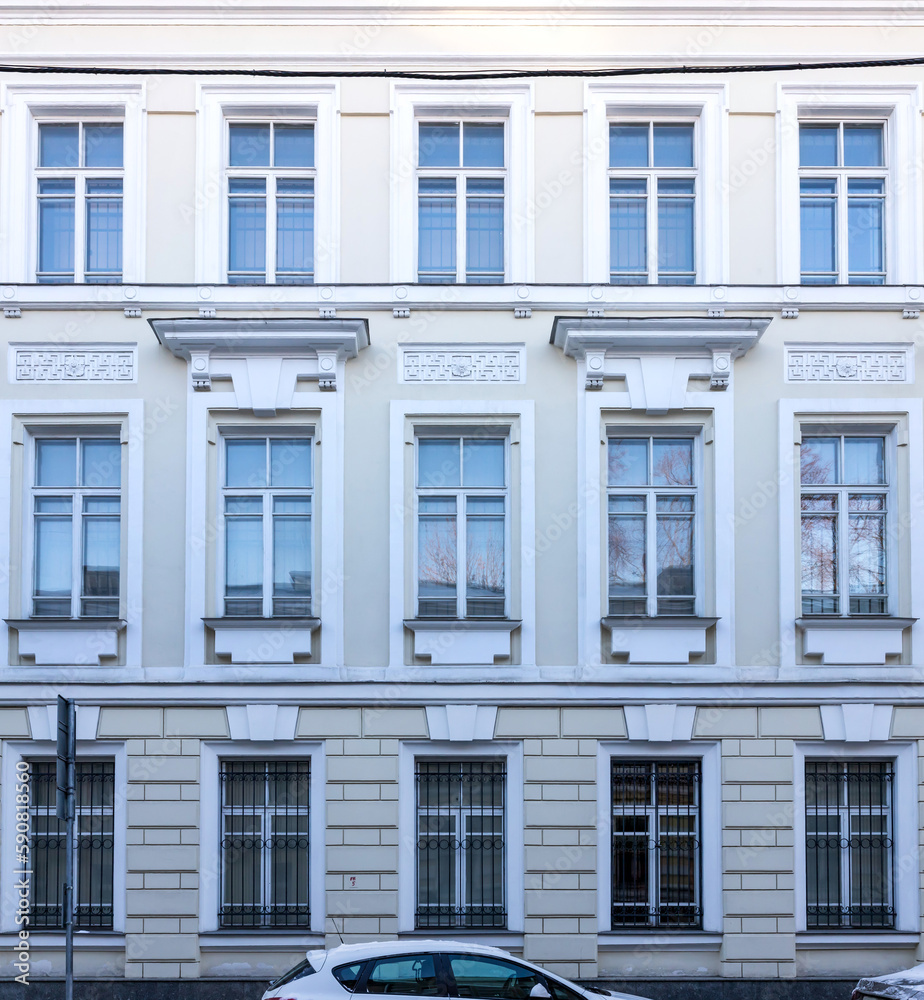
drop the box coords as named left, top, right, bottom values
left=0, top=84, right=145, bottom=284
left=586, top=84, right=727, bottom=285
left=0, top=739, right=127, bottom=935
left=596, top=741, right=721, bottom=937
left=197, top=84, right=339, bottom=285
left=391, top=84, right=533, bottom=284
left=398, top=740, right=524, bottom=938
left=778, top=84, right=921, bottom=285
left=199, top=741, right=325, bottom=936
left=793, top=741, right=917, bottom=936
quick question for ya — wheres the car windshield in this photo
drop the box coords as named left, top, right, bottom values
left=269, top=959, right=317, bottom=989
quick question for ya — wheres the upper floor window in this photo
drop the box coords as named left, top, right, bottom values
left=31, top=436, right=121, bottom=618
left=800, top=434, right=889, bottom=616
left=609, top=122, right=696, bottom=285
left=415, top=435, right=507, bottom=619
left=799, top=122, right=886, bottom=285
left=227, top=122, right=315, bottom=285
left=36, top=122, right=123, bottom=284
left=417, top=121, right=505, bottom=284
left=222, top=437, right=313, bottom=618
left=607, top=436, right=697, bottom=616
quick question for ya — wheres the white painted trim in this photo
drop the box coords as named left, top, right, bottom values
left=390, top=83, right=534, bottom=284
left=196, top=84, right=340, bottom=284
left=0, top=398, right=144, bottom=668
left=198, top=740, right=325, bottom=935
left=0, top=739, right=127, bottom=934
left=388, top=399, right=535, bottom=671
left=0, top=83, right=146, bottom=284
left=584, top=83, right=728, bottom=285
left=777, top=397, right=924, bottom=670
left=397, top=740, right=524, bottom=934
left=777, top=83, right=922, bottom=285
left=596, top=740, right=721, bottom=934
left=792, top=740, right=918, bottom=934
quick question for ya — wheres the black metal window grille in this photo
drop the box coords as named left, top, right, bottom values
left=29, top=760, right=114, bottom=930
left=415, top=759, right=506, bottom=929
left=219, top=759, right=310, bottom=928
left=805, top=759, right=894, bottom=929
left=611, top=759, right=702, bottom=929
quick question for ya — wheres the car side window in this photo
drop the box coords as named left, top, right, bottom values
left=362, top=954, right=445, bottom=996
left=546, top=982, right=583, bottom=1000
left=335, top=963, right=367, bottom=992
left=446, top=955, right=542, bottom=1000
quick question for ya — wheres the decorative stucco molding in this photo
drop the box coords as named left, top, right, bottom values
left=226, top=704, right=298, bottom=741
left=400, top=345, right=525, bottom=384
left=624, top=704, right=696, bottom=742
left=820, top=704, right=893, bottom=742
left=797, top=617, right=915, bottom=665
left=785, top=344, right=913, bottom=384
left=27, top=703, right=100, bottom=742
left=425, top=704, right=498, bottom=742
left=10, top=345, right=136, bottom=384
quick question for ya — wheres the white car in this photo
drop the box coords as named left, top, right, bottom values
left=263, top=940, right=651, bottom=1000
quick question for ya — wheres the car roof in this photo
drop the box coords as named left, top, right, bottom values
left=309, top=940, right=515, bottom=969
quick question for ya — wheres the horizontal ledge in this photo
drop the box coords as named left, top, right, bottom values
left=404, top=619, right=522, bottom=633
left=150, top=316, right=370, bottom=357
left=797, top=931, right=920, bottom=950
left=796, top=617, right=917, bottom=630
left=4, top=618, right=126, bottom=632
left=598, top=932, right=722, bottom=952
left=203, top=617, right=320, bottom=630
left=198, top=931, right=323, bottom=950
left=0, top=932, right=126, bottom=948
left=602, top=616, right=719, bottom=629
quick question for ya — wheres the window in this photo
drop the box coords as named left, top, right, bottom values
left=219, top=759, right=310, bottom=928
left=610, top=759, right=701, bottom=929
left=446, top=954, right=541, bottom=999
left=29, top=760, right=114, bottom=929
left=30, top=436, right=121, bottom=618
left=799, top=122, right=886, bottom=284
left=35, top=121, right=123, bottom=283
left=417, top=121, right=505, bottom=283
left=800, top=434, right=888, bottom=616
left=221, top=436, right=313, bottom=618
left=226, top=121, right=315, bottom=284
left=607, top=436, right=697, bottom=616
left=362, top=954, right=444, bottom=996
left=805, top=759, right=894, bottom=929
left=609, top=122, right=696, bottom=285
left=415, top=435, right=507, bottom=619
left=415, top=759, right=506, bottom=929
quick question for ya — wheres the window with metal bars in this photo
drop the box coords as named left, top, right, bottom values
left=219, top=760, right=310, bottom=928
left=611, top=759, right=702, bottom=929
left=805, top=759, right=894, bottom=929
left=415, top=759, right=506, bottom=930
left=29, top=760, right=114, bottom=929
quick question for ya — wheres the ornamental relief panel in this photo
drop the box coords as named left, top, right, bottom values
left=401, top=346, right=524, bottom=384
left=785, top=344, right=912, bottom=384
left=11, top=346, right=136, bottom=383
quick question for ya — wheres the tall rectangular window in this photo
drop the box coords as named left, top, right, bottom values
left=227, top=122, right=315, bottom=284
left=415, top=759, right=506, bottom=930
left=219, top=760, right=311, bottom=928
left=31, top=436, right=121, bottom=618
left=417, top=121, right=505, bottom=283
left=800, top=434, right=888, bottom=616
left=799, top=122, right=886, bottom=284
left=805, top=760, right=894, bottom=929
left=611, top=759, right=701, bottom=929
left=416, top=435, right=507, bottom=619
left=36, top=122, right=123, bottom=283
left=222, top=437, right=313, bottom=617
left=29, top=760, right=115, bottom=929
left=607, top=436, right=697, bottom=616
left=609, top=122, right=696, bottom=285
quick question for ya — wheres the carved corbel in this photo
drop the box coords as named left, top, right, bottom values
left=189, top=350, right=212, bottom=391
left=316, top=350, right=339, bottom=391
left=710, top=350, right=731, bottom=390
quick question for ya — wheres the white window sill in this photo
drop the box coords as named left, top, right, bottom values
left=797, top=616, right=916, bottom=665
left=203, top=617, right=320, bottom=664
left=598, top=931, right=722, bottom=952
left=404, top=619, right=521, bottom=666
left=796, top=931, right=919, bottom=950
left=602, top=616, right=718, bottom=665
left=5, top=618, right=125, bottom=666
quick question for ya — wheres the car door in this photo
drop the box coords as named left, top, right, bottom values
left=443, top=953, right=545, bottom=1000
left=356, top=953, right=448, bottom=999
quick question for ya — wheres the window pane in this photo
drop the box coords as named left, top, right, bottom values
left=418, top=438, right=460, bottom=488
left=35, top=515, right=72, bottom=599
left=652, top=439, right=693, bottom=486
left=270, top=439, right=312, bottom=488
left=466, top=184, right=504, bottom=281
left=228, top=190, right=267, bottom=278
left=39, top=124, right=79, bottom=168
left=849, top=512, right=886, bottom=596
left=81, top=439, right=120, bottom=488
left=82, top=515, right=120, bottom=599
left=418, top=180, right=456, bottom=280
left=844, top=125, right=884, bottom=167
left=463, top=123, right=504, bottom=168
left=447, top=957, right=537, bottom=1000
left=609, top=125, right=649, bottom=168
left=36, top=439, right=76, bottom=487
left=800, top=125, right=839, bottom=167
left=610, top=187, right=647, bottom=281
left=844, top=437, right=885, bottom=485
left=462, top=439, right=504, bottom=487
left=418, top=508, right=457, bottom=610
left=656, top=507, right=694, bottom=598
left=366, top=955, right=440, bottom=996
left=657, top=187, right=694, bottom=278
left=847, top=181, right=884, bottom=279
left=801, top=437, right=839, bottom=485
left=419, top=123, right=460, bottom=167
left=84, top=124, right=123, bottom=169
left=276, top=192, right=314, bottom=278
left=86, top=194, right=123, bottom=277
left=466, top=508, right=504, bottom=615
left=800, top=184, right=837, bottom=280
left=802, top=514, right=837, bottom=598
left=38, top=195, right=75, bottom=279
left=227, top=440, right=267, bottom=488
left=653, top=124, right=694, bottom=168
left=274, top=124, right=314, bottom=168
left=608, top=509, right=646, bottom=599
left=274, top=513, right=311, bottom=601
left=226, top=517, right=263, bottom=598
left=608, top=439, right=648, bottom=486
left=229, top=124, right=271, bottom=167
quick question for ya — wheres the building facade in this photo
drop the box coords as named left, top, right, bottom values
left=1, top=2, right=924, bottom=997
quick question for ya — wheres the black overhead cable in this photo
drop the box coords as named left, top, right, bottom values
left=2, top=55, right=924, bottom=79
